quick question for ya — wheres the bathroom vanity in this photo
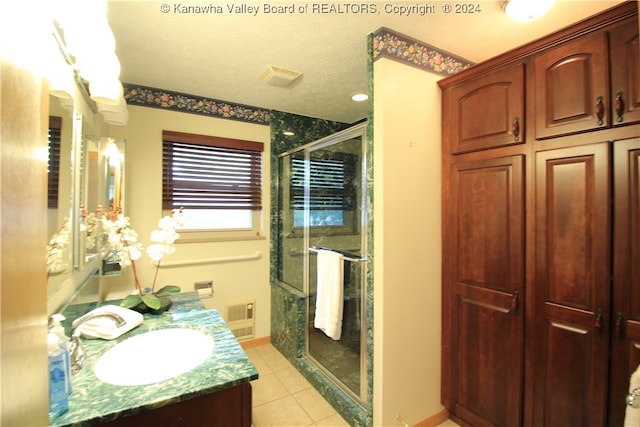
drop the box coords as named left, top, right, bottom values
left=50, top=292, right=257, bottom=427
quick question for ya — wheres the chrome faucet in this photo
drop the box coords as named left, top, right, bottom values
left=69, top=311, right=126, bottom=374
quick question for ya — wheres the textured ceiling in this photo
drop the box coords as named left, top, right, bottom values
left=107, top=0, right=626, bottom=124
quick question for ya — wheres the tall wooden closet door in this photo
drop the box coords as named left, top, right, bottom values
left=443, top=155, right=524, bottom=427
left=609, top=138, right=640, bottom=427
left=532, top=143, right=610, bottom=426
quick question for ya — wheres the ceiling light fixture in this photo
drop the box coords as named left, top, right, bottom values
left=53, top=0, right=129, bottom=125
left=351, top=93, right=368, bottom=102
left=504, top=0, right=554, bottom=22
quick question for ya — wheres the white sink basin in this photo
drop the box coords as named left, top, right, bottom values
left=93, top=328, right=214, bottom=386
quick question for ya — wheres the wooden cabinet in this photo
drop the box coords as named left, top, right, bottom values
left=609, top=138, right=640, bottom=427
left=610, top=20, right=640, bottom=126
left=534, top=17, right=640, bottom=139
left=440, top=3, right=639, bottom=427
left=444, top=63, right=525, bottom=154
left=101, top=382, right=253, bottom=427
left=442, top=155, right=525, bottom=426
left=528, top=138, right=640, bottom=426
left=533, top=32, right=610, bottom=138
left=531, top=142, right=611, bottom=426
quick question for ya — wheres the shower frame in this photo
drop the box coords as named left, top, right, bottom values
left=278, top=121, right=369, bottom=406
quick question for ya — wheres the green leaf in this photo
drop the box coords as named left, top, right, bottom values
left=121, top=295, right=142, bottom=308
left=155, top=285, right=181, bottom=297
left=142, top=294, right=162, bottom=310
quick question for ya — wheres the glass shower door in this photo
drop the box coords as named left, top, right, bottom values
left=305, top=124, right=367, bottom=403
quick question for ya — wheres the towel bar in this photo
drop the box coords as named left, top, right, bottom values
left=309, top=246, right=367, bottom=263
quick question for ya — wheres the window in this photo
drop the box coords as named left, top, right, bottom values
left=162, top=130, right=263, bottom=238
left=290, top=152, right=357, bottom=229
left=48, top=116, right=62, bottom=209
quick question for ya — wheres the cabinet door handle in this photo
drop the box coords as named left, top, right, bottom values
left=616, top=312, right=624, bottom=338
left=511, top=291, right=519, bottom=314
left=595, top=96, right=605, bottom=125
left=615, top=92, right=625, bottom=123
left=595, top=308, right=603, bottom=331
left=512, top=117, right=520, bottom=142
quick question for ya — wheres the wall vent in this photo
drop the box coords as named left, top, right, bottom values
left=224, top=301, right=255, bottom=341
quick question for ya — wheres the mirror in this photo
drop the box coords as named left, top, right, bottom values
left=82, top=136, right=127, bottom=277
left=104, top=138, right=125, bottom=215
left=46, top=30, right=106, bottom=313
left=81, top=135, right=102, bottom=265
left=46, top=95, right=74, bottom=286
left=46, top=20, right=128, bottom=315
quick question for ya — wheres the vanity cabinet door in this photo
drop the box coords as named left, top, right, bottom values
left=534, top=31, right=609, bottom=139
left=101, top=382, right=252, bottom=427
left=443, top=63, right=525, bottom=154
left=610, top=19, right=640, bottom=126
left=442, top=154, right=525, bottom=426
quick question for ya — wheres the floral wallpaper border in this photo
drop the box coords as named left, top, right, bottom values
left=372, top=27, right=474, bottom=76
left=123, top=83, right=271, bottom=125
left=123, top=29, right=471, bottom=124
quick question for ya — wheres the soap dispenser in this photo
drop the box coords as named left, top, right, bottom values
left=50, top=314, right=72, bottom=394
left=48, top=333, right=69, bottom=418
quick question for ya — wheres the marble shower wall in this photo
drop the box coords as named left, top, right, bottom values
left=269, top=111, right=372, bottom=426
left=269, top=109, right=351, bottom=351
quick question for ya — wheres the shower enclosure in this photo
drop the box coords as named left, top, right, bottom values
left=276, top=122, right=368, bottom=405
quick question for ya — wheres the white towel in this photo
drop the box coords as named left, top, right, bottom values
left=625, top=364, right=640, bottom=426
left=314, top=249, right=344, bottom=340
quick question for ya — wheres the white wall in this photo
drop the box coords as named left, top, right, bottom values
left=373, top=58, right=443, bottom=426
left=104, top=105, right=272, bottom=339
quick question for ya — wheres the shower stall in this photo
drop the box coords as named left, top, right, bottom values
left=276, top=122, right=369, bottom=408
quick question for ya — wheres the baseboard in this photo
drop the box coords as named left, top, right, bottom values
left=240, top=336, right=271, bottom=349
left=415, top=408, right=450, bottom=427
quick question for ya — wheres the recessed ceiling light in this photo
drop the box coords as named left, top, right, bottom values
left=351, top=93, right=368, bottom=102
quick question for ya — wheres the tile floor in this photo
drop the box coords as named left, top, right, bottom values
left=245, top=343, right=459, bottom=427
left=245, top=343, right=350, bottom=426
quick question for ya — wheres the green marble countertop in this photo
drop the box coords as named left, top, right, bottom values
left=51, top=292, right=258, bottom=427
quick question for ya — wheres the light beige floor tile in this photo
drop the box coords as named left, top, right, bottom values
left=244, top=347, right=260, bottom=359
left=250, top=344, right=352, bottom=427
left=261, top=348, right=294, bottom=372
left=249, top=353, right=274, bottom=376
left=254, top=343, right=278, bottom=356
left=314, top=412, right=350, bottom=426
left=293, top=387, right=337, bottom=422
left=252, top=395, right=313, bottom=427
left=252, top=372, right=290, bottom=406
left=275, top=367, right=312, bottom=394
